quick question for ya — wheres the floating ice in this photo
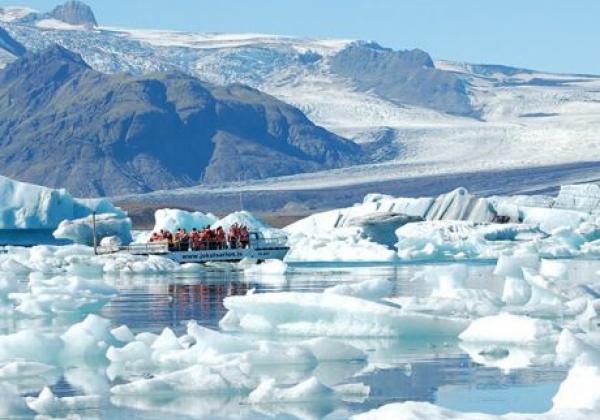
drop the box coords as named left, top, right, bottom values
left=459, top=313, right=557, bottom=345
left=248, top=377, right=336, bottom=404
left=324, top=278, right=393, bottom=301
left=111, top=325, right=135, bottom=343
left=60, top=314, right=113, bottom=364
left=0, top=383, right=34, bottom=418
left=110, top=364, right=254, bottom=396
left=552, top=352, right=600, bottom=411
left=9, top=274, right=117, bottom=317
left=221, top=291, right=469, bottom=337
left=286, top=227, right=398, bottom=262
left=53, top=213, right=133, bottom=246
left=26, top=386, right=101, bottom=416
left=0, top=329, right=63, bottom=365
left=0, top=361, right=56, bottom=379
left=244, top=259, right=288, bottom=276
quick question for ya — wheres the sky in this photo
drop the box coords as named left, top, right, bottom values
left=2, top=0, right=599, bottom=74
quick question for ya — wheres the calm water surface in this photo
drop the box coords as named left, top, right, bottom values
left=9, top=260, right=593, bottom=419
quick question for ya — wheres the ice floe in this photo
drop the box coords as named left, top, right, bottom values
left=220, top=289, right=469, bottom=337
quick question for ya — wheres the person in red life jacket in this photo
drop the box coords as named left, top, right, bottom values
left=209, top=227, right=218, bottom=250
left=215, top=226, right=226, bottom=249
left=200, top=226, right=211, bottom=250
left=240, top=225, right=250, bottom=248
left=190, top=228, right=200, bottom=251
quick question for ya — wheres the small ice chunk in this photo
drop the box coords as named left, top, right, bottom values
left=301, top=338, right=366, bottom=362
left=0, top=361, right=56, bottom=379
left=244, top=260, right=288, bottom=276
left=26, top=386, right=100, bottom=415
left=494, top=254, right=540, bottom=278
left=323, top=278, right=392, bottom=301
left=0, top=383, right=34, bottom=417
left=555, top=329, right=598, bottom=366
left=151, top=328, right=183, bottom=352
left=248, top=377, right=335, bottom=404
left=111, top=325, right=135, bottom=343
left=459, top=313, right=557, bottom=344
left=552, top=352, right=600, bottom=411
left=60, top=314, right=112, bottom=362
left=502, top=275, right=531, bottom=306
left=540, top=259, right=569, bottom=280
left=0, top=329, right=63, bottom=364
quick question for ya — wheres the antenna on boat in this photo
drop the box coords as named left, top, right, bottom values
left=238, top=175, right=244, bottom=211
left=92, top=211, right=98, bottom=255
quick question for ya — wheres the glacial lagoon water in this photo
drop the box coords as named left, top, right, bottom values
left=4, top=259, right=597, bottom=419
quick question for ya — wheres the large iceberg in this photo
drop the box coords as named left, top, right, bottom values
left=0, top=175, right=125, bottom=230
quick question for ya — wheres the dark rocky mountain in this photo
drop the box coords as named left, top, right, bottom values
left=0, top=45, right=361, bottom=197
left=48, top=1, right=97, bottom=28
left=330, top=42, right=474, bottom=116
left=0, top=26, right=25, bottom=57
left=15, top=1, right=98, bottom=29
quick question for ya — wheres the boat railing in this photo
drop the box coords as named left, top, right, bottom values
left=96, top=232, right=288, bottom=255
left=253, top=235, right=288, bottom=249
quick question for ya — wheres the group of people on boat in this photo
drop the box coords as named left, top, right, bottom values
left=149, top=223, right=251, bottom=251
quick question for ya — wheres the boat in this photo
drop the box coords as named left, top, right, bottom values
left=96, top=231, right=289, bottom=264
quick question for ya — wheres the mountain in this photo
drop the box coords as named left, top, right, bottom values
left=0, top=25, right=25, bottom=57
left=47, top=1, right=97, bottom=28
left=0, top=45, right=360, bottom=196
left=1, top=3, right=600, bottom=204
left=329, top=42, right=473, bottom=116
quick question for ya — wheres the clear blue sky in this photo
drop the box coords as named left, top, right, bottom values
left=2, top=0, right=599, bottom=74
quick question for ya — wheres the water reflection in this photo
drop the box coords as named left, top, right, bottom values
left=91, top=262, right=570, bottom=418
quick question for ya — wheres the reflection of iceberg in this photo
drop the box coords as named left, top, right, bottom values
left=459, top=342, right=541, bottom=372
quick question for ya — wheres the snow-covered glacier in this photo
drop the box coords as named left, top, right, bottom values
left=2, top=7, right=600, bottom=194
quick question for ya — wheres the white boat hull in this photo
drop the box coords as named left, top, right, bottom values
left=166, top=247, right=289, bottom=263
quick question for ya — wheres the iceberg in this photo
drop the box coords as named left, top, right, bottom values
left=53, top=213, right=133, bottom=246
left=152, top=208, right=218, bottom=234
left=0, top=175, right=125, bottom=230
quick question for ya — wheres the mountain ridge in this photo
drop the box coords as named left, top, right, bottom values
left=0, top=45, right=361, bottom=196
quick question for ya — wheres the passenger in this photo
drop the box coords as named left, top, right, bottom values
left=191, top=228, right=200, bottom=251
left=209, top=228, right=217, bottom=250
left=240, top=225, right=250, bottom=248
left=216, top=226, right=225, bottom=249
left=200, top=227, right=211, bottom=250
left=180, top=229, right=190, bottom=251
left=228, top=224, right=238, bottom=249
